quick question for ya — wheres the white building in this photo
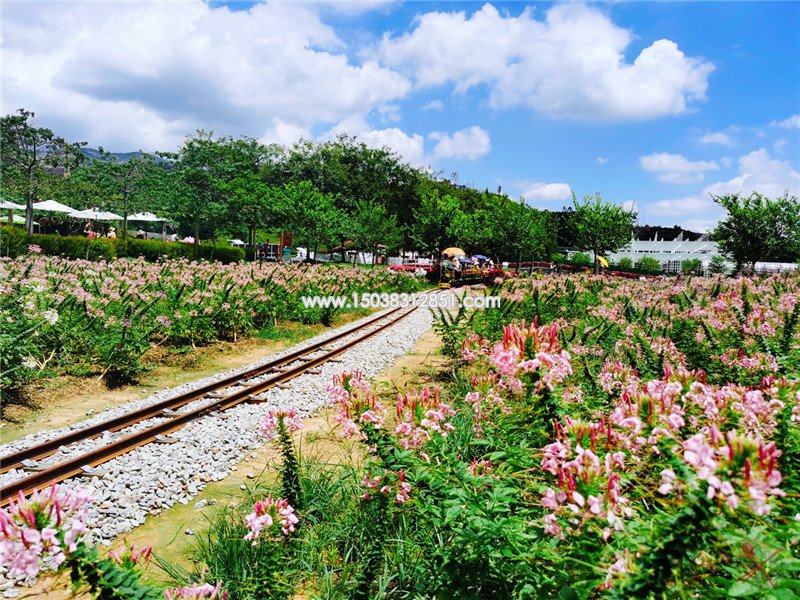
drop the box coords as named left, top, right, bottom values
left=608, top=233, right=797, bottom=274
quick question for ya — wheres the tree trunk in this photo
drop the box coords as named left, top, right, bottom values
left=26, top=198, right=34, bottom=235
left=194, top=219, right=200, bottom=246
left=313, top=240, right=319, bottom=264
left=25, top=168, right=35, bottom=235
left=121, top=193, right=129, bottom=242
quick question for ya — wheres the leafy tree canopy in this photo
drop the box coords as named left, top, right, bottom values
left=711, top=192, right=800, bottom=272
left=572, top=193, right=637, bottom=273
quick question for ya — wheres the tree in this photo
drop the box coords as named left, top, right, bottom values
left=283, top=135, right=422, bottom=256
left=711, top=192, right=800, bottom=273
left=70, top=150, right=162, bottom=239
left=572, top=193, right=637, bottom=274
left=277, top=181, right=342, bottom=262
left=159, top=131, right=249, bottom=244
left=348, top=199, right=403, bottom=264
left=410, top=191, right=461, bottom=254
left=681, top=258, right=702, bottom=276
left=708, top=255, right=728, bottom=275
left=1, top=109, right=86, bottom=233
left=636, top=257, right=661, bottom=274
left=492, top=200, right=552, bottom=267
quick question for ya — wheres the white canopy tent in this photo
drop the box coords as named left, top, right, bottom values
left=70, top=207, right=123, bottom=221
left=1, top=213, right=38, bottom=225
left=0, top=201, right=26, bottom=225
left=32, top=200, right=78, bottom=214
left=128, top=212, right=167, bottom=222
left=0, top=201, right=25, bottom=210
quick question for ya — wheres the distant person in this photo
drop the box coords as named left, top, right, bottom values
left=84, top=223, right=93, bottom=237
left=136, top=230, right=145, bottom=239
left=107, top=227, right=117, bottom=239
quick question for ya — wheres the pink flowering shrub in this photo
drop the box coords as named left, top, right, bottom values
left=0, top=484, right=91, bottom=577
left=164, top=582, right=228, bottom=599
left=243, top=497, right=299, bottom=542
left=360, top=470, right=412, bottom=504
left=662, top=428, right=784, bottom=515
left=260, top=408, right=303, bottom=439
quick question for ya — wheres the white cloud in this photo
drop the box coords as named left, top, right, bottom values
left=772, top=114, right=800, bottom=129
left=429, top=126, right=491, bottom=160
left=359, top=127, right=426, bottom=165
left=520, top=182, right=572, bottom=202
left=597, top=156, right=609, bottom=164
left=642, top=148, right=800, bottom=230
left=697, top=131, right=734, bottom=146
left=323, top=116, right=425, bottom=165
left=639, top=152, right=719, bottom=184
left=323, top=118, right=490, bottom=166
left=1, top=1, right=411, bottom=150
left=260, top=119, right=312, bottom=146
left=421, top=99, right=444, bottom=112
left=378, top=3, right=713, bottom=121
left=704, top=148, right=800, bottom=198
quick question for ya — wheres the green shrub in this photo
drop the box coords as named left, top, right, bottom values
left=0, top=229, right=244, bottom=263
left=570, top=251, right=593, bottom=266
left=185, top=242, right=245, bottom=264
left=681, top=258, right=702, bottom=275
left=28, top=234, right=116, bottom=261
left=635, top=256, right=662, bottom=274
left=615, top=256, right=633, bottom=270
left=709, top=255, right=728, bottom=274
left=0, top=225, right=28, bottom=257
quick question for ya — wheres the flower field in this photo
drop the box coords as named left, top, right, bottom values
left=0, top=256, right=427, bottom=395
left=2, top=273, right=799, bottom=599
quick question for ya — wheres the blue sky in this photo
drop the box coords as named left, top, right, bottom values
left=2, top=1, right=798, bottom=230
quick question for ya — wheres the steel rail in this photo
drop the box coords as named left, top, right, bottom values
left=0, top=306, right=416, bottom=505
left=0, top=307, right=403, bottom=475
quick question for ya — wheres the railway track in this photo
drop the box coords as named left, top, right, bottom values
left=0, top=306, right=417, bottom=506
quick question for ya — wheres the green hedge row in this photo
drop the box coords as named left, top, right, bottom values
left=0, top=227, right=245, bottom=263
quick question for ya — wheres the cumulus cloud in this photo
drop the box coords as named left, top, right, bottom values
left=697, top=131, right=734, bottom=146
left=429, top=126, right=491, bottom=160
left=639, top=152, right=719, bottom=184
left=1, top=1, right=411, bottom=150
left=322, top=116, right=425, bottom=165
left=772, top=114, right=800, bottom=129
left=421, top=99, right=444, bottom=111
left=520, top=182, right=573, bottom=202
left=597, top=156, right=609, bottom=165
left=378, top=3, right=713, bottom=121
left=704, top=148, right=800, bottom=198
left=642, top=148, right=800, bottom=230
left=323, top=118, right=489, bottom=166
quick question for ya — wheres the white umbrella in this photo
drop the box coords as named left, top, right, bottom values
left=0, top=200, right=25, bottom=210
left=1, top=213, right=38, bottom=225
left=32, top=200, right=78, bottom=214
left=70, top=207, right=123, bottom=221
left=128, top=211, right=167, bottom=222
left=228, top=239, right=246, bottom=247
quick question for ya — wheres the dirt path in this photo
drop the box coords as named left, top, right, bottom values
left=18, top=326, right=447, bottom=598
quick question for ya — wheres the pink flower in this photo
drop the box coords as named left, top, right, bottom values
left=0, top=484, right=92, bottom=578
left=164, top=582, right=228, bottom=599
left=243, top=497, right=299, bottom=542
left=260, top=408, right=303, bottom=438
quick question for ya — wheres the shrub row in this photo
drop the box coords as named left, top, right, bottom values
left=0, top=227, right=244, bottom=263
